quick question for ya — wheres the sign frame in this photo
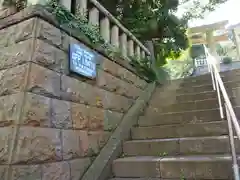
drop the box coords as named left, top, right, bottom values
left=69, top=43, right=98, bottom=79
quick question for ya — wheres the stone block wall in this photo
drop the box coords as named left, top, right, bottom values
left=0, top=15, right=147, bottom=179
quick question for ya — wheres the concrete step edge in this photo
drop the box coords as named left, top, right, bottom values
left=135, top=120, right=227, bottom=129
left=113, top=155, right=234, bottom=163
left=125, top=135, right=232, bottom=144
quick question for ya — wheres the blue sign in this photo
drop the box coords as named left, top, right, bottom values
left=69, top=44, right=97, bottom=79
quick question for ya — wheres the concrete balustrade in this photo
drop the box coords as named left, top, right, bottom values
left=100, top=17, right=110, bottom=42
left=89, top=7, right=99, bottom=26
left=120, top=33, right=127, bottom=57
left=59, top=0, right=71, bottom=10
left=128, top=40, right=134, bottom=57
left=111, top=25, right=119, bottom=48
left=135, top=45, right=141, bottom=58
left=76, top=0, right=87, bottom=16
left=0, top=0, right=3, bottom=9
left=25, top=0, right=151, bottom=59
left=141, top=51, right=146, bottom=58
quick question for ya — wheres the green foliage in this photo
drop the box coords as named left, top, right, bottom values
left=180, top=171, right=186, bottom=180
left=222, top=56, right=232, bottom=64
left=98, top=0, right=189, bottom=66
left=98, top=0, right=228, bottom=67
left=45, top=0, right=156, bottom=81
left=164, top=49, right=194, bottom=79
left=130, top=57, right=158, bottom=82
left=216, top=44, right=228, bottom=56
left=46, top=0, right=110, bottom=50
left=159, top=152, right=168, bottom=157
left=2, top=0, right=229, bottom=81
left=180, top=0, right=228, bottom=21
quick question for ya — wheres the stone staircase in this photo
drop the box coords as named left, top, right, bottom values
left=109, top=70, right=240, bottom=180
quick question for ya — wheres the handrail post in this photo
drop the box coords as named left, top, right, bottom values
left=59, top=0, right=71, bottom=10
left=141, top=50, right=146, bottom=59
left=120, top=33, right=127, bottom=57
left=89, top=7, right=99, bottom=26
left=76, top=0, right=88, bottom=17
left=128, top=40, right=134, bottom=57
left=100, top=17, right=110, bottom=43
left=135, top=46, right=141, bottom=59
left=225, top=103, right=240, bottom=180
left=111, top=25, right=119, bottom=48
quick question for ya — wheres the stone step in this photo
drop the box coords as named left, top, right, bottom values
left=148, top=98, right=220, bottom=114
left=110, top=178, right=161, bottom=180
left=110, top=179, right=230, bottom=180
left=132, top=121, right=228, bottom=140
left=176, top=83, right=213, bottom=94
left=139, top=108, right=222, bottom=126
left=140, top=104, right=240, bottom=126
left=175, top=79, right=240, bottom=94
left=175, top=90, right=217, bottom=103
left=152, top=89, right=240, bottom=110
left=123, top=136, right=240, bottom=157
left=171, top=74, right=212, bottom=87
left=176, top=68, right=240, bottom=87
left=112, top=155, right=233, bottom=179
left=153, top=85, right=240, bottom=105
left=110, top=179, right=229, bottom=180
left=150, top=96, right=219, bottom=112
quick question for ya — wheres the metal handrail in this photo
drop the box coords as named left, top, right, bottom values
left=204, top=45, right=240, bottom=180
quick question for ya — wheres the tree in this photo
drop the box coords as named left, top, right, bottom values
left=98, top=0, right=228, bottom=66
left=179, top=0, right=228, bottom=21
left=216, top=43, right=228, bottom=56
left=1, top=0, right=228, bottom=67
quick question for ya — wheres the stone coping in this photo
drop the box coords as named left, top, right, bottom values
left=0, top=5, right=147, bottom=81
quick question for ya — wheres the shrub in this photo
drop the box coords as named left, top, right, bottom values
left=222, top=56, right=232, bottom=64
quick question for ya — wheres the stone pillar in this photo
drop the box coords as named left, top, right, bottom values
left=120, top=33, right=127, bottom=57
left=232, top=29, right=240, bottom=61
left=100, top=17, right=110, bottom=43
left=0, top=0, right=3, bottom=9
left=89, top=7, right=99, bottom=26
left=111, top=25, right=119, bottom=48
left=206, top=30, right=220, bottom=71
left=135, top=46, right=141, bottom=58
left=128, top=40, right=134, bottom=57
left=141, top=51, right=146, bottom=59
left=59, top=0, right=71, bottom=11
left=145, top=40, right=155, bottom=65
left=76, top=0, right=87, bottom=17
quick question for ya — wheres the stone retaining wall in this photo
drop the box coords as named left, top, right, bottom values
left=0, top=13, right=147, bottom=180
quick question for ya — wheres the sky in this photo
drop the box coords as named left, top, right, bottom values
left=177, top=0, right=240, bottom=28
